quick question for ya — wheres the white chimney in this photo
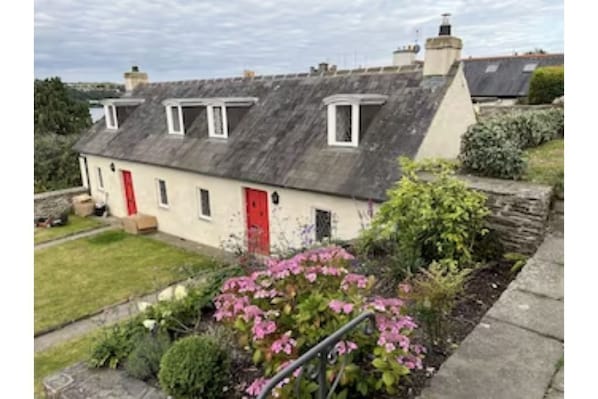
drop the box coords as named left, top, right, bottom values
left=124, top=65, right=148, bottom=92
left=392, top=44, right=420, bottom=67
left=423, top=13, right=463, bottom=76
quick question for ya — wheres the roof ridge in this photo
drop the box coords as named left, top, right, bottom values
left=464, top=53, right=564, bottom=62
left=147, top=64, right=422, bottom=86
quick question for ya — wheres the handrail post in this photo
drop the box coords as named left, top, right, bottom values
left=317, top=348, right=328, bottom=399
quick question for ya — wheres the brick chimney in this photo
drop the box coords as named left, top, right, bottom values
left=423, top=14, right=463, bottom=76
left=392, top=44, right=420, bottom=67
left=124, top=66, right=148, bottom=92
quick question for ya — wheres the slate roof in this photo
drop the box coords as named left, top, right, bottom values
left=75, top=64, right=457, bottom=202
left=463, top=53, right=564, bottom=98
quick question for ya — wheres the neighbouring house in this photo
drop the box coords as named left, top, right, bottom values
left=74, top=16, right=476, bottom=255
left=462, top=53, right=564, bottom=105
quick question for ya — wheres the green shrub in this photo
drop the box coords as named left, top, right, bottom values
left=460, top=109, right=564, bottom=179
left=125, top=332, right=171, bottom=381
left=34, top=133, right=82, bottom=193
left=89, top=320, right=146, bottom=369
left=528, top=66, right=564, bottom=105
left=400, top=260, right=471, bottom=348
left=358, top=158, right=489, bottom=278
left=158, top=335, right=231, bottom=399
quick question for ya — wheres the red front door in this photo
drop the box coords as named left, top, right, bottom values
left=122, top=170, right=137, bottom=216
left=245, top=188, right=270, bottom=255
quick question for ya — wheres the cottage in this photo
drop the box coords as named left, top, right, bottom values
left=463, top=52, right=564, bottom=105
left=74, top=16, right=476, bottom=255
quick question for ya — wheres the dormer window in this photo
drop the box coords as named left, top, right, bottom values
left=100, top=98, right=145, bottom=131
left=166, top=105, right=184, bottom=135
left=162, top=97, right=257, bottom=139
left=323, top=94, right=388, bottom=147
left=485, top=64, right=499, bottom=73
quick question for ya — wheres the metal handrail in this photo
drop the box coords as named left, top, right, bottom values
left=257, top=311, right=376, bottom=399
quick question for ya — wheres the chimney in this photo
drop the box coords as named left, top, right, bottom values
left=243, top=70, right=256, bottom=78
left=392, top=44, right=420, bottom=67
left=423, top=13, right=463, bottom=76
left=318, top=62, right=329, bottom=73
left=124, top=65, right=148, bottom=92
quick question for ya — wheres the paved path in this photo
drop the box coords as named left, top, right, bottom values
left=418, top=203, right=564, bottom=399
left=34, top=225, right=116, bottom=250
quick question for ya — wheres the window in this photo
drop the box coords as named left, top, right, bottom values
left=166, top=105, right=184, bottom=135
left=157, top=179, right=169, bottom=207
left=485, top=64, right=499, bottom=73
left=97, top=167, right=104, bottom=190
left=523, top=63, right=538, bottom=72
left=315, top=209, right=332, bottom=242
left=207, top=105, right=229, bottom=138
left=104, top=105, right=118, bottom=129
left=198, top=188, right=211, bottom=219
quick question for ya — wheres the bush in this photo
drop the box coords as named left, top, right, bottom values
left=89, top=320, right=146, bottom=369
left=358, top=158, right=489, bottom=278
left=216, top=246, right=425, bottom=397
left=460, top=109, right=564, bottom=179
left=125, top=332, right=171, bottom=381
left=34, top=133, right=82, bottom=193
left=400, top=260, right=471, bottom=348
left=158, top=335, right=231, bottom=399
left=528, top=66, right=564, bottom=105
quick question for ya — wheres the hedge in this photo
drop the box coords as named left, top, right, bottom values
left=528, top=66, right=564, bottom=105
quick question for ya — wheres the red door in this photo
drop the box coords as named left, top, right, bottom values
left=122, top=170, right=137, bottom=216
left=245, top=188, right=270, bottom=255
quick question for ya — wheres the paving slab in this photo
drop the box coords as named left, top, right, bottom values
left=418, top=317, right=563, bottom=399
left=44, top=362, right=166, bottom=399
left=534, top=235, right=564, bottom=265
left=511, top=257, right=563, bottom=300
left=486, top=288, right=564, bottom=341
left=544, top=388, right=564, bottom=399
left=551, top=366, right=564, bottom=392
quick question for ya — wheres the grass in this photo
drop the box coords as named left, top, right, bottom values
left=34, top=333, right=97, bottom=398
left=34, top=230, right=220, bottom=334
left=34, top=215, right=105, bottom=244
left=523, top=139, right=564, bottom=191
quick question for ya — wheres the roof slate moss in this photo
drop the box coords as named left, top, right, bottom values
left=463, top=53, right=564, bottom=98
left=75, top=64, right=458, bottom=202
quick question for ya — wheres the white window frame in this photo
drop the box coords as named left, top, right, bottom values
left=104, top=104, right=118, bottom=129
left=207, top=104, right=229, bottom=138
left=166, top=105, right=184, bottom=135
left=197, top=187, right=212, bottom=221
left=97, top=167, right=104, bottom=191
left=156, top=179, right=169, bottom=208
left=327, top=103, right=360, bottom=147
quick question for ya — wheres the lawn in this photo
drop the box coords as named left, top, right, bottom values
left=34, top=215, right=105, bottom=244
left=34, top=230, right=219, bottom=334
left=523, top=139, right=564, bottom=192
left=34, top=333, right=96, bottom=398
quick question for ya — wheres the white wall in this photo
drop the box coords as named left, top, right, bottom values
left=416, top=63, right=476, bottom=160
left=83, top=154, right=378, bottom=253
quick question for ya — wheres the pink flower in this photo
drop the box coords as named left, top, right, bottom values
left=328, top=300, right=354, bottom=315
left=335, top=340, right=358, bottom=355
left=246, top=377, right=268, bottom=396
left=252, top=319, right=277, bottom=340
left=271, top=331, right=297, bottom=355
left=341, top=273, right=369, bottom=290
left=305, top=272, right=317, bottom=283
left=242, top=305, right=264, bottom=322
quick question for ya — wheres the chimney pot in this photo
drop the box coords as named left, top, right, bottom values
left=439, top=13, right=452, bottom=36
left=131, top=65, right=139, bottom=72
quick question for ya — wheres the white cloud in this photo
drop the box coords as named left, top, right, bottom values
left=34, top=0, right=563, bottom=82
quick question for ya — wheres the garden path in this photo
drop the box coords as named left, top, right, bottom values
left=418, top=202, right=564, bottom=399
left=34, top=225, right=115, bottom=250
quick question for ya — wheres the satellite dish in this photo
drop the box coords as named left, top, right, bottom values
left=413, top=44, right=421, bottom=54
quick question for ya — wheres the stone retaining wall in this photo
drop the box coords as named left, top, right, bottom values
left=461, top=175, right=553, bottom=255
left=476, top=104, right=560, bottom=121
left=34, top=187, right=88, bottom=219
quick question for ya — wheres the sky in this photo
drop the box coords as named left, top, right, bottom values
left=34, top=0, right=564, bottom=83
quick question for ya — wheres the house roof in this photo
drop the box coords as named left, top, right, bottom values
left=463, top=53, right=564, bottom=98
left=75, top=63, right=457, bottom=202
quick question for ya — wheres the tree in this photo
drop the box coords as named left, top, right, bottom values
left=525, top=48, right=547, bottom=55
left=34, top=77, right=92, bottom=136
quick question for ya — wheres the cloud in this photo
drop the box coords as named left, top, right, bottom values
left=34, top=0, right=563, bottom=82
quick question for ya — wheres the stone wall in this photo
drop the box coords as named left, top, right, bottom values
left=460, top=175, right=553, bottom=255
left=34, top=187, right=89, bottom=219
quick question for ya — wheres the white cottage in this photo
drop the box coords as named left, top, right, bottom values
left=74, top=16, right=476, bottom=255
